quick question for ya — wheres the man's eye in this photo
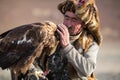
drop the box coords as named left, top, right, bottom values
left=65, top=17, right=69, bottom=20
left=72, top=19, right=77, bottom=22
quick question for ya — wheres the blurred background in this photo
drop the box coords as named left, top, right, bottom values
left=0, top=0, right=120, bottom=80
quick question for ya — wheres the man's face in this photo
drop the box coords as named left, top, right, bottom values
left=63, top=11, right=83, bottom=36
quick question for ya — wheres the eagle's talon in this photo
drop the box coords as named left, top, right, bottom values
left=27, top=65, right=48, bottom=80
left=27, top=70, right=48, bottom=80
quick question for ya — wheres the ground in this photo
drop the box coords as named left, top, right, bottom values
left=0, top=0, right=120, bottom=80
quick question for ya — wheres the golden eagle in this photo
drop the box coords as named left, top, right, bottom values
left=0, top=21, right=59, bottom=80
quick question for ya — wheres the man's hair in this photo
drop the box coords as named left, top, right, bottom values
left=58, top=1, right=76, bottom=14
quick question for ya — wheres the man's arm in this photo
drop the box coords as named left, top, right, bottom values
left=61, top=42, right=99, bottom=77
left=57, top=23, right=99, bottom=77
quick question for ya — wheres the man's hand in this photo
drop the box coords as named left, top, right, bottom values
left=57, top=24, right=70, bottom=48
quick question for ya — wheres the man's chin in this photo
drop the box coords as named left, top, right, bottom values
left=70, top=33, right=76, bottom=36
left=69, top=32, right=81, bottom=36
left=69, top=31, right=76, bottom=36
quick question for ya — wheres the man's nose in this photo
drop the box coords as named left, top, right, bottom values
left=67, top=20, right=72, bottom=28
left=67, top=24, right=72, bottom=28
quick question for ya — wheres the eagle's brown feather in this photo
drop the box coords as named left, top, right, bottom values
left=0, top=21, right=59, bottom=76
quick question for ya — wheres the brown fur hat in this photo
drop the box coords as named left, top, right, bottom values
left=58, top=0, right=102, bottom=48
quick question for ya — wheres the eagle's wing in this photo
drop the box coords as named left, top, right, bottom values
left=0, top=22, right=47, bottom=70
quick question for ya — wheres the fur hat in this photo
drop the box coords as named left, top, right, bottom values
left=58, top=0, right=102, bottom=47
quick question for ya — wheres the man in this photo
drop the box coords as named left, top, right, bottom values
left=24, top=0, right=102, bottom=80
left=50, top=0, right=102, bottom=80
